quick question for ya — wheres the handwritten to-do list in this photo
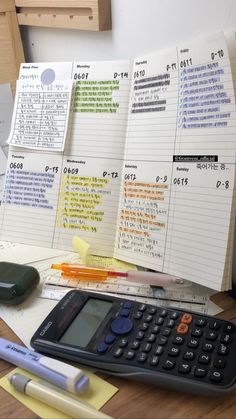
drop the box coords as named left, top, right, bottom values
left=8, top=77, right=72, bottom=151
left=1, top=31, right=236, bottom=291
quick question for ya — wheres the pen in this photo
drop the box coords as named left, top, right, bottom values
left=0, top=338, right=89, bottom=394
left=8, top=373, right=112, bottom=419
left=51, top=263, right=183, bottom=286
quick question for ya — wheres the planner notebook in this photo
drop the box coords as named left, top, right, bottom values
left=1, top=31, right=236, bottom=291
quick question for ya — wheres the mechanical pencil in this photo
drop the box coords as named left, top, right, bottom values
left=8, top=373, right=112, bottom=419
left=0, top=338, right=89, bottom=394
left=51, top=263, right=183, bottom=286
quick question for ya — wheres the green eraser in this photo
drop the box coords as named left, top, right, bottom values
left=0, top=261, right=39, bottom=305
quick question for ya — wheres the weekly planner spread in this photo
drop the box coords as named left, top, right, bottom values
left=0, top=31, right=236, bottom=291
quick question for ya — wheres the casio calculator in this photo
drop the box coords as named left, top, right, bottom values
left=31, top=290, right=236, bottom=396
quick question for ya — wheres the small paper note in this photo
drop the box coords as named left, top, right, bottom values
left=72, top=235, right=137, bottom=271
left=0, top=367, right=118, bottom=419
left=8, top=79, right=72, bottom=151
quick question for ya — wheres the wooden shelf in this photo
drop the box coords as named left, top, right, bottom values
left=15, top=0, right=112, bottom=31
left=0, top=0, right=25, bottom=93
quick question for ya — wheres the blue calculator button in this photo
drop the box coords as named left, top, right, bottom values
left=104, top=334, right=116, bottom=344
left=123, top=302, right=132, bottom=309
left=111, top=317, right=133, bottom=335
left=97, top=342, right=109, bottom=353
left=120, top=308, right=130, bottom=317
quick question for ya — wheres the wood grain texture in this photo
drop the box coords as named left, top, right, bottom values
left=0, top=0, right=24, bottom=93
left=0, top=292, right=236, bottom=419
left=0, top=0, right=15, bottom=13
left=15, top=0, right=111, bottom=31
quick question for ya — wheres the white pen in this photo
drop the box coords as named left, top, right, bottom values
left=8, top=373, right=112, bottom=419
left=124, top=271, right=183, bottom=286
left=51, top=263, right=183, bottom=287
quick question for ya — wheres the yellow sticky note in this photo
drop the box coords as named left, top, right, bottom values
left=72, top=235, right=90, bottom=265
left=0, top=367, right=118, bottom=419
left=72, top=235, right=137, bottom=271
left=87, top=255, right=138, bottom=271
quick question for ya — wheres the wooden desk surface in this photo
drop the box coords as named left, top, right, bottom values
left=0, top=292, right=236, bottom=419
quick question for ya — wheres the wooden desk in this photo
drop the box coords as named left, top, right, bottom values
left=0, top=292, right=236, bottom=419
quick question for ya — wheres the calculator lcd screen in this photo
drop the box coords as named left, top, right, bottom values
left=59, top=298, right=112, bottom=347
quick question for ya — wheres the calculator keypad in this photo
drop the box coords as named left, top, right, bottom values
left=97, top=300, right=236, bottom=389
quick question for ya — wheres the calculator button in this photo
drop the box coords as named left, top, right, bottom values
left=111, top=317, right=133, bottom=335
left=209, top=320, right=221, bottom=330
left=206, top=331, right=218, bottom=341
left=183, top=351, right=195, bottom=361
left=181, top=313, right=192, bottom=324
left=217, top=343, right=230, bottom=355
left=220, top=334, right=232, bottom=344
left=151, top=325, right=160, bottom=334
left=173, top=336, right=185, bottom=345
left=139, top=322, right=149, bottom=331
left=113, top=348, right=123, bottom=357
left=191, top=328, right=203, bottom=337
left=125, top=350, right=135, bottom=360
left=137, top=353, right=147, bottom=363
left=156, top=317, right=164, bottom=325
left=130, top=340, right=140, bottom=350
left=166, top=319, right=175, bottom=328
left=141, top=343, right=152, bottom=353
left=194, top=318, right=206, bottom=327
left=168, top=347, right=180, bottom=357
left=138, top=304, right=146, bottom=312
left=224, top=323, right=235, bottom=333
left=178, top=363, right=191, bottom=374
left=213, top=357, right=226, bottom=369
left=176, top=323, right=188, bottom=335
left=162, top=359, right=175, bottom=370
left=147, top=333, right=156, bottom=343
left=133, top=311, right=143, bottom=320
left=148, top=307, right=157, bottom=315
left=198, top=354, right=211, bottom=364
left=118, top=338, right=128, bottom=348
left=202, top=343, right=214, bottom=352
left=159, top=309, right=168, bottom=317
left=155, top=345, right=164, bottom=355
left=187, top=338, right=199, bottom=348
left=120, top=308, right=130, bottom=317
left=149, top=356, right=159, bottom=366
left=209, top=371, right=223, bottom=383
left=97, top=342, right=109, bottom=353
left=143, top=314, right=153, bottom=323
left=157, top=336, right=168, bottom=346
left=194, top=367, right=207, bottom=378
left=170, top=312, right=178, bottom=320
left=136, top=331, right=145, bottom=340
left=104, top=334, right=116, bottom=344
left=162, top=328, right=171, bottom=337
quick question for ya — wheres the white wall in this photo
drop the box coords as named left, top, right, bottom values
left=21, top=0, right=236, bottom=63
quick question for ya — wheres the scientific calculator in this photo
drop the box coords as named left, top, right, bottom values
left=31, top=290, right=236, bottom=396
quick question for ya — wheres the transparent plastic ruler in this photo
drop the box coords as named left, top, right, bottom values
left=40, top=272, right=209, bottom=314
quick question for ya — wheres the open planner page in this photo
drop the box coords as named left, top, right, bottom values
left=224, top=30, right=236, bottom=290
left=0, top=60, right=132, bottom=255
left=54, top=61, right=131, bottom=254
left=114, top=32, right=236, bottom=291
left=1, top=32, right=236, bottom=290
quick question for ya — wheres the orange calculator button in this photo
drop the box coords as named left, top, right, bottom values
left=176, top=323, right=189, bottom=335
left=181, top=313, right=192, bottom=325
